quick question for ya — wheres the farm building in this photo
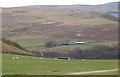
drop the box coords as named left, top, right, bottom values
left=56, top=57, right=71, bottom=60
left=75, top=42, right=87, bottom=44
left=58, top=42, right=87, bottom=46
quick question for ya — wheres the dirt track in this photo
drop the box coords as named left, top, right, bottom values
left=70, top=69, right=118, bottom=75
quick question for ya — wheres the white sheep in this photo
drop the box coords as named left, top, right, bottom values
left=12, top=57, right=15, bottom=60
left=12, top=57, right=19, bottom=60
left=16, top=57, right=19, bottom=60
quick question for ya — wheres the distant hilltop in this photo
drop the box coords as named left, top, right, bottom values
left=26, top=2, right=118, bottom=17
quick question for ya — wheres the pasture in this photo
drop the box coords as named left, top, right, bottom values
left=2, top=54, right=118, bottom=75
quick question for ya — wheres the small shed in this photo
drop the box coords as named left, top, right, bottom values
left=57, top=57, right=71, bottom=60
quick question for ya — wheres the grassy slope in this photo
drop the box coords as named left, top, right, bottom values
left=1, top=40, right=33, bottom=56
left=2, top=54, right=118, bottom=75
left=7, top=35, right=118, bottom=53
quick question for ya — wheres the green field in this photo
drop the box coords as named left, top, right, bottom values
left=0, top=53, right=2, bottom=76
left=2, top=54, right=118, bottom=75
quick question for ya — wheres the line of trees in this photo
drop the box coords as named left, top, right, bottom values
left=43, top=45, right=119, bottom=59
left=74, top=45, right=118, bottom=59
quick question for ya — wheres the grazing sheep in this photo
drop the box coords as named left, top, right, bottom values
left=54, top=58, right=57, bottom=60
left=12, top=57, right=19, bottom=60
left=12, top=57, right=15, bottom=60
left=39, top=58, right=42, bottom=60
left=68, top=58, right=71, bottom=60
left=16, top=57, right=19, bottom=60
left=81, top=59, right=86, bottom=61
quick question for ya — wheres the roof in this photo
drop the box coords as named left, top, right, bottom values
left=75, top=42, right=85, bottom=43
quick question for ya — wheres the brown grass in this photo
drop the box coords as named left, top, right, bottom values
left=2, top=7, right=118, bottom=41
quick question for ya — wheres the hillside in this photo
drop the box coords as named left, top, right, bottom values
left=28, top=2, right=118, bottom=17
left=2, top=2, right=118, bottom=52
left=3, top=7, right=118, bottom=40
left=1, top=39, right=33, bottom=56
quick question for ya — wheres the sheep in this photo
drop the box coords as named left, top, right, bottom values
left=12, top=57, right=19, bottom=60
left=39, top=58, right=42, bottom=60
left=12, top=57, right=15, bottom=60
left=16, top=57, right=19, bottom=60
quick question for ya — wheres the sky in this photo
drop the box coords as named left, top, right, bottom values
left=0, top=0, right=119, bottom=7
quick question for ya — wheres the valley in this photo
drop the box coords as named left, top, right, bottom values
left=1, top=2, right=119, bottom=75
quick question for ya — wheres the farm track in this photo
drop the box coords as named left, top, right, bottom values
left=69, top=69, right=118, bottom=75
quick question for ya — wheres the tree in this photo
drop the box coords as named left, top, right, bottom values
left=44, top=41, right=57, bottom=48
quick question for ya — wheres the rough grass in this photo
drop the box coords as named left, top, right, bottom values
left=2, top=54, right=118, bottom=75
left=3, top=7, right=118, bottom=41
left=3, top=8, right=118, bottom=54
left=8, top=35, right=52, bottom=48
left=1, top=41, right=33, bottom=56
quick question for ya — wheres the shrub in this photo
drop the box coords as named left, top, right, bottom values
left=44, top=41, right=57, bottom=48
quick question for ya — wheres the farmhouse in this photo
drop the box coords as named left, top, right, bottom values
left=58, top=42, right=87, bottom=46
left=75, top=42, right=87, bottom=44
